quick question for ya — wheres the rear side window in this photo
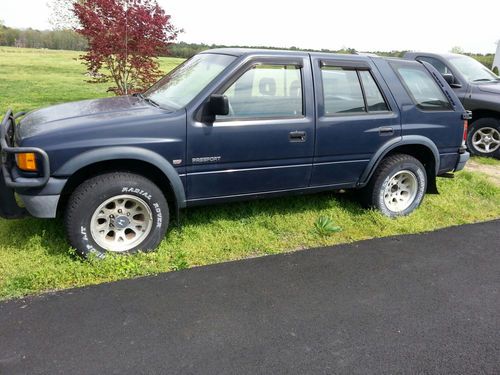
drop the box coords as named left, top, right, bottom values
left=321, top=67, right=365, bottom=114
left=320, top=66, right=389, bottom=115
left=359, top=71, right=389, bottom=112
left=392, top=62, right=452, bottom=111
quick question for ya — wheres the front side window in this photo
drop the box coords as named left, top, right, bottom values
left=392, top=62, right=452, bottom=111
left=146, top=53, right=236, bottom=110
left=417, top=56, right=451, bottom=75
left=219, top=64, right=303, bottom=119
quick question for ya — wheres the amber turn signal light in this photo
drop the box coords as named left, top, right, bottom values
left=16, top=153, right=38, bottom=172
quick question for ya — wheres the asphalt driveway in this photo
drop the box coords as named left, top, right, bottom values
left=1, top=220, right=499, bottom=374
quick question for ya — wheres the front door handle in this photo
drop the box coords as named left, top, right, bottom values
left=289, top=130, right=307, bottom=142
left=379, top=126, right=394, bottom=136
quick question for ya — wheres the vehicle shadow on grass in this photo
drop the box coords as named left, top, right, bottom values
left=0, top=191, right=366, bottom=258
left=179, top=190, right=366, bottom=226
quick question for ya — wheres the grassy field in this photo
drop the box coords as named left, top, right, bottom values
left=1, top=47, right=500, bottom=300
left=0, top=47, right=184, bottom=112
left=472, top=156, right=500, bottom=166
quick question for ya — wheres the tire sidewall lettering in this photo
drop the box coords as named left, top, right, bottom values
left=121, top=187, right=152, bottom=201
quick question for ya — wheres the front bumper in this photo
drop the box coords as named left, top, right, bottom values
left=0, top=109, right=52, bottom=219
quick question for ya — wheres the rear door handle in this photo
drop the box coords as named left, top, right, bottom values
left=379, top=126, right=394, bottom=136
left=289, top=130, right=307, bottom=142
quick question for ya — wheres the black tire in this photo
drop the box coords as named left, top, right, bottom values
left=466, top=118, right=500, bottom=159
left=65, top=172, right=169, bottom=257
left=363, top=154, right=427, bottom=217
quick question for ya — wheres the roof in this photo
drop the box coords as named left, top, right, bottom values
left=403, top=51, right=466, bottom=59
left=199, top=47, right=414, bottom=65
left=200, top=47, right=360, bottom=60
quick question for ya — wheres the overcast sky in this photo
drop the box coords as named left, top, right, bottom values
left=0, top=0, right=498, bottom=53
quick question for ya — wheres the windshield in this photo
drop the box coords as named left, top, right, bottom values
left=145, top=54, right=236, bottom=110
left=448, top=55, right=499, bottom=83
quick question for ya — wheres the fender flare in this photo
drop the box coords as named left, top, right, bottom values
left=358, top=135, right=440, bottom=186
left=54, top=147, right=186, bottom=208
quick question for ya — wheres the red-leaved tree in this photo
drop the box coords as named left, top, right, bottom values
left=73, top=0, right=179, bottom=95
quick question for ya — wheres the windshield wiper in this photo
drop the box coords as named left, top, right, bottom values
left=132, top=92, right=162, bottom=108
left=143, top=97, right=161, bottom=108
left=472, top=78, right=495, bottom=82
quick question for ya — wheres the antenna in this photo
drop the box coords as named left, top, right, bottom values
left=124, top=0, right=129, bottom=95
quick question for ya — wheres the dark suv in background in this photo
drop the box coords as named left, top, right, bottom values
left=405, top=52, right=500, bottom=158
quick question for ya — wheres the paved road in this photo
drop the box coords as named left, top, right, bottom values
left=1, top=220, right=499, bottom=374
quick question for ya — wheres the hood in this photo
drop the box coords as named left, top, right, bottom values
left=17, top=96, right=168, bottom=141
left=476, top=82, right=500, bottom=95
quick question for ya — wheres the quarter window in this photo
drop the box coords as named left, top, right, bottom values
left=219, top=64, right=303, bottom=119
left=392, top=62, right=452, bottom=111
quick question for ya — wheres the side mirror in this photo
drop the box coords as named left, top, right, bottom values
left=442, top=73, right=454, bottom=85
left=442, top=73, right=462, bottom=88
left=201, top=95, right=229, bottom=123
left=208, top=95, right=229, bottom=116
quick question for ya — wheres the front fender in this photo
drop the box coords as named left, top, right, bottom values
left=358, top=135, right=440, bottom=186
left=54, top=146, right=186, bottom=208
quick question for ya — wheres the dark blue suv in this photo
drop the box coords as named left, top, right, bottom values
left=0, top=49, right=470, bottom=256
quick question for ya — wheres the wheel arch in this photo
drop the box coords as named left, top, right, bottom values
left=55, top=147, right=186, bottom=217
left=470, top=109, right=500, bottom=123
left=358, top=136, right=440, bottom=192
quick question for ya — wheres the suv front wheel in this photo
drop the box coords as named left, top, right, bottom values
left=65, top=172, right=169, bottom=257
left=364, top=154, right=427, bottom=217
left=466, top=118, right=500, bottom=158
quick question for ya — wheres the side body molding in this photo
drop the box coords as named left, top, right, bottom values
left=54, top=147, right=187, bottom=208
left=358, top=135, right=440, bottom=186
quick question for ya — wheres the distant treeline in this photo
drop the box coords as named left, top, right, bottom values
left=167, top=41, right=361, bottom=58
left=0, top=26, right=87, bottom=51
left=0, top=26, right=495, bottom=68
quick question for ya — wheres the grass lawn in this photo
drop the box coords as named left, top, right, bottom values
left=0, top=47, right=184, bottom=112
left=472, top=156, right=500, bottom=167
left=1, top=47, right=500, bottom=300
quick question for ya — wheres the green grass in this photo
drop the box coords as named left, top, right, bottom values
left=1, top=47, right=499, bottom=300
left=0, top=47, right=184, bottom=113
left=472, top=156, right=500, bottom=166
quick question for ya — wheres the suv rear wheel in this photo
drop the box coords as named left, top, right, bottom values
left=65, top=172, right=169, bottom=257
left=466, top=118, right=500, bottom=158
left=364, top=154, right=427, bottom=217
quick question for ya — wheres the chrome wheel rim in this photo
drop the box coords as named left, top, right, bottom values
left=90, top=194, right=153, bottom=252
left=383, top=171, right=418, bottom=213
left=472, top=127, right=500, bottom=153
